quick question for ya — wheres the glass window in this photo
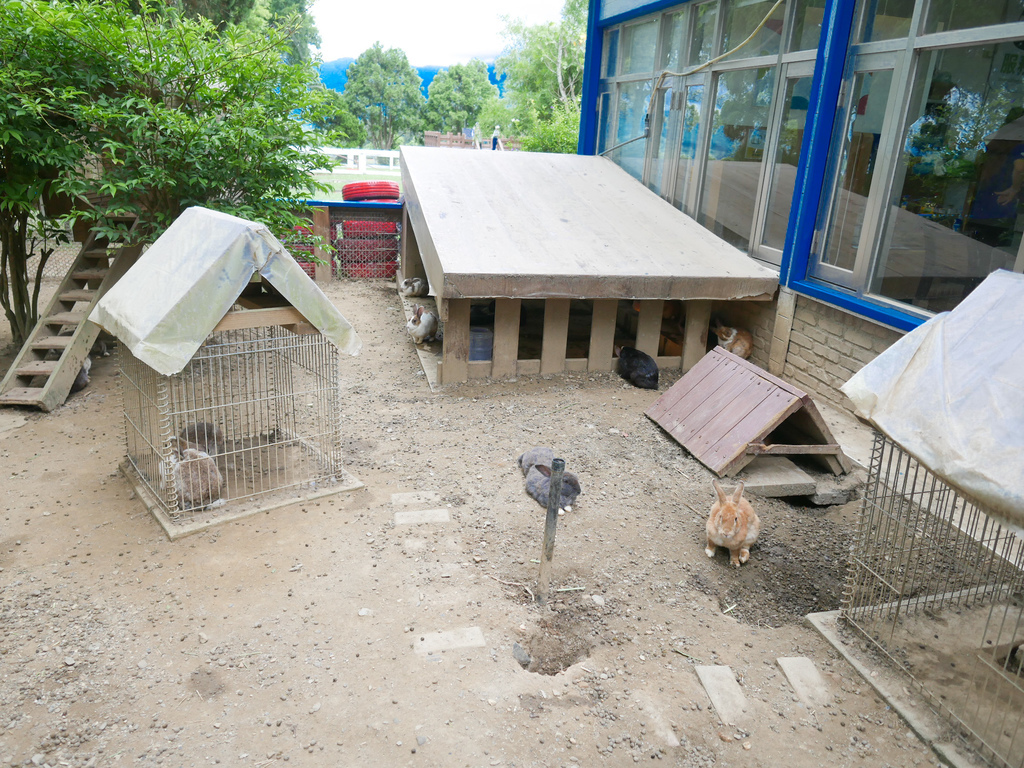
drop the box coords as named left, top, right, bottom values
left=721, top=0, right=785, bottom=60
left=673, top=84, right=705, bottom=215
left=689, top=2, right=718, bottom=66
left=788, top=0, right=828, bottom=52
left=925, top=0, right=1024, bottom=35
left=622, top=20, right=659, bottom=74
left=699, top=67, right=777, bottom=250
left=819, top=70, right=893, bottom=273
left=857, top=0, right=915, bottom=43
left=605, top=29, right=620, bottom=77
left=613, top=80, right=652, bottom=180
left=647, top=85, right=675, bottom=197
left=660, top=10, right=686, bottom=71
left=872, top=43, right=1024, bottom=312
left=762, top=76, right=813, bottom=250
left=598, top=91, right=613, bottom=154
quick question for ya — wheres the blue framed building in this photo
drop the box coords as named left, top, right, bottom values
left=579, top=0, right=1024, bottom=410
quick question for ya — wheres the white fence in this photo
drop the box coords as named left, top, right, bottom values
left=320, top=147, right=401, bottom=175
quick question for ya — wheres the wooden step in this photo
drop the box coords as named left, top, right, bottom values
left=83, top=248, right=110, bottom=259
left=58, top=289, right=97, bottom=303
left=72, top=268, right=108, bottom=281
left=15, top=360, right=59, bottom=377
left=44, top=311, right=87, bottom=325
left=31, top=336, right=72, bottom=350
left=0, top=387, right=46, bottom=405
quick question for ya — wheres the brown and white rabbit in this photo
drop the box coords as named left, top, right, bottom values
left=525, top=463, right=582, bottom=515
left=166, top=437, right=223, bottom=512
left=706, top=479, right=760, bottom=567
left=518, top=446, right=555, bottom=476
left=400, top=277, right=427, bottom=297
left=711, top=320, right=753, bottom=359
left=407, top=305, right=439, bottom=344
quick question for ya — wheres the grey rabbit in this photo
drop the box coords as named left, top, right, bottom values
left=518, top=446, right=554, bottom=476
left=615, top=345, right=659, bottom=389
left=179, top=422, right=225, bottom=456
left=70, top=356, right=92, bottom=394
left=166, top=437, right=223, bottom=512
left=525, top=463, right=582, bottom=515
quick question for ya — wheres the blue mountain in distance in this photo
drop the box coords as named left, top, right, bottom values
left=318, top=58, right=505, bottom=98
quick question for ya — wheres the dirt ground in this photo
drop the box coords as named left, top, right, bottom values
left=0, top=278, right=954, bottom=768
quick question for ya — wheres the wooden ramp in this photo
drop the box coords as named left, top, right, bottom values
left=646, top=348, right=851, bottom=477
left=0, top=218, right=142, bottom=411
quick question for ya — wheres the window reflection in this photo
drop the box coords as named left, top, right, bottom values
left=857, top=0, right=915, bottom=42
left=925, top=0, right=1024, bottom=35
left=622, top=21, right=659, bottom=74
left=689, top=2, right=717, bottom=67
left=788, top=0, right=827, bottom=52
left=647, top=85, right=675, bottom=196
left=873, top=44, right=1024, bottom=312
left=721, top=0, right=785, bottom=60
left=820, top=70, right=892, bottom=272
left=660, top=11, right=685, bottom=71
left=612, top=80, right=652, bottom=181
left=699, top=68, right=776, bottom=251
left=673, top=85, right=704, bottom=215
left=763, top=77, right=813, bottom=251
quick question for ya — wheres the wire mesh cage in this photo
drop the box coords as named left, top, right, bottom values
left=118, top=324, right=353, bottom=537
left=843, top=432, right=1024, bottom=768
left=329, top=206, right=402, bottom=279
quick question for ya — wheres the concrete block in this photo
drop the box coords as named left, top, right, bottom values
left=394, top=508, right=451, bottom=525
left=737, top=456, right=816, bottom=497
left=695, top=666, right=750, bottom=725
left=391, top=491, right=443, bottom=508
left=414, top=626, right=486, bottom=655
left=778, top=656, right=832, bottom=708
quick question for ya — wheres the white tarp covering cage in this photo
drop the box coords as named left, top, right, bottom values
left=838, top=270, right=1024, bottom=768
left=89, top=206, right=363, bottom=539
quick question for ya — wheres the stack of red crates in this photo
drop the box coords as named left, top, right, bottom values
left=334, top=219, right=399, bottom=278
left=286, top=225, right=317, bottom=278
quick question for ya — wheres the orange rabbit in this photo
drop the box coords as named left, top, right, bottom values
left=706, top=480, right=760, bottom=567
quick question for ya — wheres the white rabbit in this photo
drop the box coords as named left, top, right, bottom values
left=407, top=305, right=439, bottom=344
left=400, top=277, right=427, bottom=297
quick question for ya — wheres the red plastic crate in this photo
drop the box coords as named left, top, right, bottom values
left=342, top=220, right=399, bottom=236
left=335, top=237, right=399, bottom=263
left=341, top=181, right=400, bottom=201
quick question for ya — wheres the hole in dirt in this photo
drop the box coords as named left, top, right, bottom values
left=517, top=611, right=594, bottom=675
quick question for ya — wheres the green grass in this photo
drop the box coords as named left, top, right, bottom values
left=310, top=172, right=403, bottom=202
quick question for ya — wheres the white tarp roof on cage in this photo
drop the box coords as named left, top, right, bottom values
left=841, top=270, right=1024, bottom=528
left=90, top=206, right=361, bottom=376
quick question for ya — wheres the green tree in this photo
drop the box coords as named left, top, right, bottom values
left=343, top=43, right=425, bottom=150
left=0, top=0, right=335, bottom=346
left=497, top=0, right=587, bottom=121
left=311, top=89, right=367, bottom=147
left=423, top=60, right=499, bottom=135
left=519, top=101, right=580, bottom=154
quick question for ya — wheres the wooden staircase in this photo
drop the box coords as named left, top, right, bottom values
left=0, top=217, right=143, bottom=411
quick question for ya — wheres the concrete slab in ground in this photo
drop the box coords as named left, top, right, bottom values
left=414, top=627, right=486, bottom=655
left=777, top=656, right=831, bottom=708
left=391, top=491, right=443, bottom=508
left=695, top=665, right=750, bottom=725
left=394, top=508, right=450, bottom=525
left=736, top=456, right=816, bottom=497
left=0, top=412, right=28, bottom=435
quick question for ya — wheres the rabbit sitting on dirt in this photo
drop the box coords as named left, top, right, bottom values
left=518, top=446, right=555, bottom=476
left=166, top=437, right=224, bottom=512
left=407, top=305, right=439, bottom=344
left=400, top=277, right=427, bottom=297
left=525, top=463, right=582, bottom=515
left=711, top=319, right=753, bottom=359
left=706, top=479, right=760, bottom=567
left=615, top=346, right=659, bottom=390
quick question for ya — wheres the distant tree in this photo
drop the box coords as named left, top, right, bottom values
left=264, top=0, right=320, bottom=62
left=476, top=97, right=534, bottom=144
left=311, top=89, right=367, bottom=147
left=497, top=0, right=587, bottom=121
left=344, top=43, right=425, bottom=150
left=423, top=60, right=499, bottom=135
left=0, top=0, right=335, bottom=345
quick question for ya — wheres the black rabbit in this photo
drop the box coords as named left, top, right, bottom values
left=615, top=345, right=659, bottom=389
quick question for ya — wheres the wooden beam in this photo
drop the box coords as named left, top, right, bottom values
left=635, top=300, right=663, bottom=357
left=682, top=300, right=711, bottom=373
left=214, top=306, right=307, bottom=332
left=492, top=298, right=521, bottom=378
left=588, top=299, right=617, bottom=371
left=312, top=206, right=331, bottom=284
left=540, top=298, right=570, bottom=374
left=400, top=206, right=425, bottom=282
left=440, top=298, right=470, bottom=384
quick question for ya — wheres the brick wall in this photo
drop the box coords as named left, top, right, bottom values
left=780, top=295, right=904, bottom=412
left=710, top=298, right=777, bottom=369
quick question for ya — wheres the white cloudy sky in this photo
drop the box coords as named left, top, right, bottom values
left=310, top=0, right=565, bottom=66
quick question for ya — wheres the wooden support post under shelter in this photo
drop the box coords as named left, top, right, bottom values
left=492, top=298, right=521, bottom=378
left=683, top=300, right=712, bottom=373
left=588, top=299, right=618, bottom=372
left=440, top=298, right=470, bottom=384
left=540, top=299, right=570, bottom=374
